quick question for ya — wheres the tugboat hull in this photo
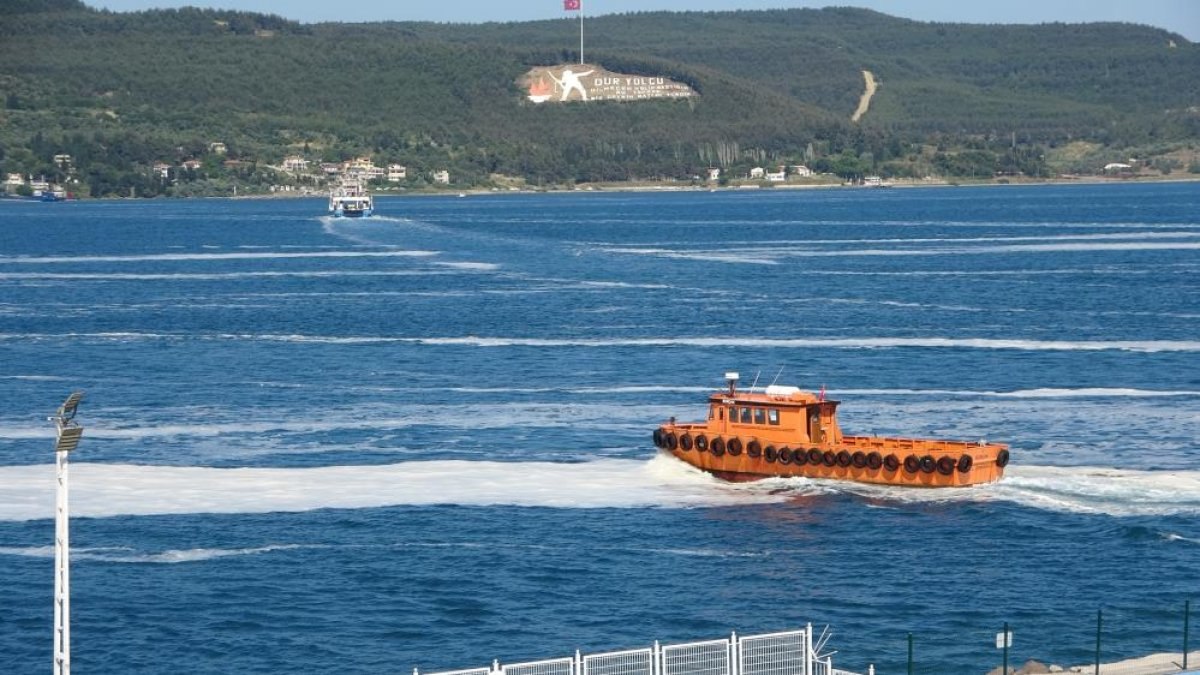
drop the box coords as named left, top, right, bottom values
left=653, top=373, right=1009, bottom=488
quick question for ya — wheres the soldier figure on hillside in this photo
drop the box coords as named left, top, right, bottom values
left=550, top=67, right=594, bottom=101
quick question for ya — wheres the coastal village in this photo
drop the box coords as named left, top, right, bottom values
left=6, top=139, right=1185, bottom=200
left=0, top=139, right=861, bottom=199
left=2, top=142, right=453, bottom=200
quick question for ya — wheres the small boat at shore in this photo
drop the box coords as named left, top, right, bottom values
left=653, top=372, right=1009, bottom=487
left=328, top=180, right=374, bottom=218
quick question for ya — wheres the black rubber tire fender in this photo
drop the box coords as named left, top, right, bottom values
left=727, top=438, right=743, bottom=456
left=903, top=454, right=920, bottom=473
left=936, top=456, right=956, bottom=476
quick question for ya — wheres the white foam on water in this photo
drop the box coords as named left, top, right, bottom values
left=835, top=387, right=1200, bottom=399
left=433, top=261, right=501, bottom=271
left=0, top=374, right=70, bottom=381
left=600, top=241, right=1200, bottom=262
left=0, top=250, right=439, bottom=265
left=0, top=270, right=465, bottom=281
left=0, top=454, right=784, bottom=521
left=838, top=465, right=1200, bottom=517
left=3, top=333, right=1196, bottom=352
left=630, top=231, right=1200, bottom=246
left=2, top=457, right=1196, bottom=522
left=0, top=543, right=307, bottom=563
left=408, top=336, right=1200, bottom=353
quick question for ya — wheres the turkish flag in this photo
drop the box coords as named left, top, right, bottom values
left=563, top=0, right=581, bottom=10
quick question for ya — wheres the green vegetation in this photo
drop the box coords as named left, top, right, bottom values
left=1, top=1, right=1197, bottom=196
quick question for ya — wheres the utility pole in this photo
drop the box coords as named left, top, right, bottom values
left=51, top=392, right=84, bottom=675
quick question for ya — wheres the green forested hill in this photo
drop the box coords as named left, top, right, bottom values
left=1, top=1, right=1197, bottom=196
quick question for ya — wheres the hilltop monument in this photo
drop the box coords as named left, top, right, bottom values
left=519, top=64, right=696, bottom=103
left=521, top=0, right=697, bottom=104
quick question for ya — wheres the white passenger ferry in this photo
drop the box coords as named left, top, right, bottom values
left=328, top=180, right=374, bottom=218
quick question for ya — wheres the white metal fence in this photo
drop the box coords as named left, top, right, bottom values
left=415, top=627, right=866, bottom=675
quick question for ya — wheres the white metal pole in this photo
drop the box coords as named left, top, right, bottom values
left=805, top=623, right=813, bottom=675
left=729, top=631, right=738, bottom=675
left=54, top=443, right=69, bottom=675
left=50, top=392, right=83, bottom=675
left=579, top=0, right=584, bottom=64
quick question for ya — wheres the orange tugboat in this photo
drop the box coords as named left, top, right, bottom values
left=653, top=373, right=1009, bottom=487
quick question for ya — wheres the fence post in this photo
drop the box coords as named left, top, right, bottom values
left=730, top=631, right=738, bottom=675
left=1185, top=600, right=1191, bottom=670
left=806, top=623, right=814, bottom=675
left=1003, top=622, right=1009, bottom=675
left=653, top=641, right=661, bottom=675
left=907, top=632, right=913, bottom=675
left=1094, top=610, right=1102, bottom=675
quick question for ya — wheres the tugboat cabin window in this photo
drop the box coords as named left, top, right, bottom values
left=753, top=408, right=766, bottom=425
left=740, top=407, right=752, bottom=423
left=768, top=409, right=780, bottom=425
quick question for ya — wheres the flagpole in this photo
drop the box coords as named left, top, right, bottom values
left=579, top=0, right=585, bottom=64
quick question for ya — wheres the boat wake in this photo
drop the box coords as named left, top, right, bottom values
left=0, top=456, right=1197, bottom=522
left=319, top=214, right=429, bottom=247
left=838, top=464, right=1200, bottom=516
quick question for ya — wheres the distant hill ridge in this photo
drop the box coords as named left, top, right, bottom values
left=1, top=1, right=1196, bottom=194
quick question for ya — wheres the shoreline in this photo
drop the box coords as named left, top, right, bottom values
left=6, top=174, right=1197, bottom=202
left=233, top=173, right=1200, bottom=200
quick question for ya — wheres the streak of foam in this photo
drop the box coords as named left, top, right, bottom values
left=600, top=241, right=1200, bottom=262
left=835, top=388, right=1200, bottom=398
left=0, top=250, right=438, bottom=265
left=838, top=465, right=1200, bottom=517
left=0, top=270, right=464, bottom=281
left=0, top=544, right=307, bottom=563
left=434, top=261, right=500, bottom=271
left=0, top=454, right=786, bottom=521
left=409, top=336, right=1200, bottom=353
left=4, top=457, right=1195, bottom=521
left=583, top=231, right=1200, bottom=247
left=2, top=334, right=1197, bottom=353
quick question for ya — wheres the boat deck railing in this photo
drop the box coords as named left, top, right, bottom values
left=840, top=435, right=1003, bottom=452
left=415, top=627, right=868, bottom=675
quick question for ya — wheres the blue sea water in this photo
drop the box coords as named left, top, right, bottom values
left=0, top=183, right=1198, bottom=674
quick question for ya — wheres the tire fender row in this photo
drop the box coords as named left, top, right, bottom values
left=655, top=429, right=1007, bottom=474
